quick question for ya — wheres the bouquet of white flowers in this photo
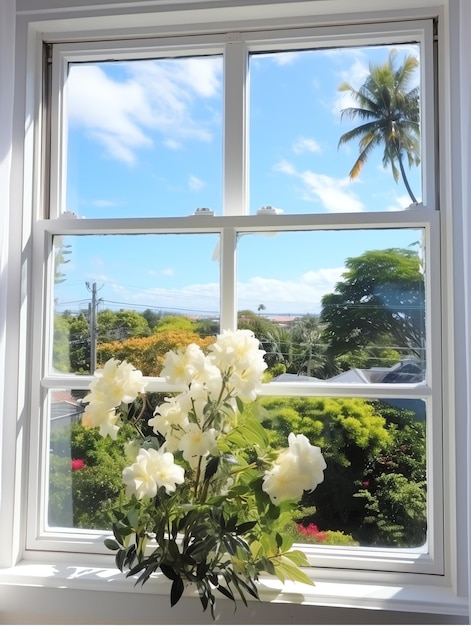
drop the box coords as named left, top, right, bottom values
left=83, top=329, right=326, bottom=618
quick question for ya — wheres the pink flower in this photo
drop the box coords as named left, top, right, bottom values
left=297, top=523, right=328, bottom=542
left=71, top=458, right=85, bottom=471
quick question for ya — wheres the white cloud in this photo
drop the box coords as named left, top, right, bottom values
left=332, top=58, right=370, bottom=117
left=292, top=137, right=322, bottom=154
left=237, top=268, right=344, bottom=314
left=384, top=194, right=416, bottom=212
left=274, top=159, right=296, bottom=175
left=147, top=268, right=175, bottom=277
left=67, top=57, right=222, bottom=164
left=93, top=267, right=345, bottom=316
left=252, top=51, right=301, bottom=66
left=189, top=175, right=205, bottom=191
left=273, top=160, right=365, bottom=213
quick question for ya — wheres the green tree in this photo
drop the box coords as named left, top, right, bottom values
left=338, top=49, right=420, bottom=203
left=320, top=248, right=425, bottom=364
left=97, top=309, right=150, bottom=343
left=260, top=396, right=426, bottom=546
left=259, top=324, right=299, bottom=372
left=68, top=313, right=90, bottom=373
left=53, top=314, right=71, bottom=372
left=260, top=396, right=390, bottom=535
left=154, top=314, right=196, bottom=333
left=141, top=308, right=162, bottom=331
left=49, top=422, right=135, bottom=529
left=54, top=241, right=72, bottom=285
left=290, top=315, right=334, bottom=378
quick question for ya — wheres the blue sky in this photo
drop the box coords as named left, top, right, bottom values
left=55, top=43, right=422, bottom=317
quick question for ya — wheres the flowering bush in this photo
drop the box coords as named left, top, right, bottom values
left=70, top=458, right=85, bottom=471
left=83, top=329, right=326, bottom=617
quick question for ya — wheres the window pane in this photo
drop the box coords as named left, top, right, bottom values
left=48, top=387, right=117, bottom=529
left=65, top=56, right=223, bottom=218
left=237, top=228, right=426, bottom=376
left=47, top=387, right=427, bottom=548
left=259, top=395, right=427, bottom=549
left=249, top=44, right=422, bottom=214
left=52, top=233, right=221, bottom=374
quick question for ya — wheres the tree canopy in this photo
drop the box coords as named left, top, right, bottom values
left=320, top=247, right=425, bottom=363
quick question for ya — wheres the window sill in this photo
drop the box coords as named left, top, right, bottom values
left=0, top=558, right=467, bottom=619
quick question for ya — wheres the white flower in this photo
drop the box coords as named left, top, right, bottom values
left=88, top=358, right=146, bottom=406
left=161, top=343, right=207, bottom=386
left=262, top=432, right=326, bottom=504
left=178, top=423, right=217, bottom=462
left=208, top=329, right=267, bottom=376
left=177, top=387, right=209, bottom=427
left=287, top=433, right=326, bottom=492
left=228, top=361, right=267, bottom=402
left=148, top=396, right=189, bottom=437
left=82, top=402, right=120, bottom=439
left=261, top=453, right=303, bottom=503
left=122, top=448, right=185, bottom=499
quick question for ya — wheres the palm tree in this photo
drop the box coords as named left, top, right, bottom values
left=338, top=49, right=420, bottom=203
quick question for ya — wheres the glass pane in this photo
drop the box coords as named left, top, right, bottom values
left=47, top=387, right=427, bottom=548
left=52, top=233, right=221, bottom=374
left=259, top=395, right=427, bottom=549
left=65, top=56, right=223, bottom=218
left=236, top=228, right=426, bottom=378
left=249, top=44, right=422, bottom=214
left=48, top=387, right=120, bottom=529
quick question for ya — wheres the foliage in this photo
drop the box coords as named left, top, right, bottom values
left=49, top=422, right=134, bottom=528
left=97, top=309, right=150, bottom=342
left=53, top=314, right=72, bottom=372
left=237, top=310, right=278, bottom=351
left=338, top=49, right=420, bottom=203
left=154, top=314, right=197, bottom=333
left=141, top=309, right=162, bottom=331
left=260, top=396, right=426, bottom=546
left=335, top=347, right=402, bottom=372
left=260, top=395, right=390, bottom=533
left=289, top=523, right=358, bottom=546
left=353, top=400, right=427, bottom=546
left=320, top=248, right=425, bottom=363
left=53, top=312, right=89, bottom=373
left=82, top=331, right=326, bottom=617
left=356, top=473, right=426, bottom=547
left=97, top=330, right=215, bottom=376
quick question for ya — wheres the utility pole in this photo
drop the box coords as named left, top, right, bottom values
left=86, top=282, right=102, bottom=373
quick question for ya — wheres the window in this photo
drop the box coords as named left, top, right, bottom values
left=20, top=9, right=464, bottom=616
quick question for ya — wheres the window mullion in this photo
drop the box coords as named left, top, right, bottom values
left=223, top=38, right=248, bottom=216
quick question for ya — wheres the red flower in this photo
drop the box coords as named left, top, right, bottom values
left=71, top=458, right=85, bottom=471
left=297, top=523, right=328, bottom=542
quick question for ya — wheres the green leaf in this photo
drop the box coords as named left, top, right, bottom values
left=235, top=520, right=257, bottom=534
left=217, top=583, right=235, bottom=602
left=204, top=455, right=220, bottom=481
left=170, top=576, right=185, bottom=607
left=235, top=396, right=244, bottom=413
left=274, top=561, right=314, bottom=587
left=160, top=563, right=177, bottom=580
left=104, top=538, right=120, bottom=551
left=282, top=549, right=310, bottom=567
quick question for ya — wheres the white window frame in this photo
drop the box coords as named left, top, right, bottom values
left=1, top=1, right=468, bottom=621
left=32, top=13, right=441, bottom=572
